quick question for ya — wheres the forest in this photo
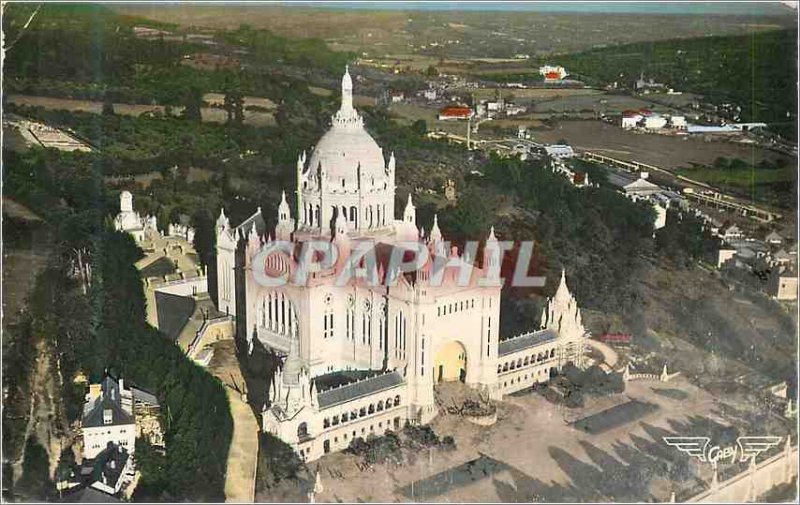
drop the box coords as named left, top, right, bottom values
left=3, top=147, right=233, bottom=502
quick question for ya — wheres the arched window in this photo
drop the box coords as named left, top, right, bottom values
left=341, top=413, right=349, bottom=423
left=394, top=395, right=401, bottom=407
left=497, top=365, right=502, bottom=373
left=332, top=416, right=339, bottom=426
left=298, top=422, right=309, bottom=439
left=359, top=407, right=366, bottom=417
left=524, top=357, right=529, bottom=366
left=350, top=206, right=357, bottom=224
left=550, top=349, right=556, bottom=358
left=323, top=418, right=330, bottom=428
left=377, top=401, right=384, bottom=412
left=503, top=363, right=509, bottom=372
left=368, top=404, right=375, bottom=414
left=517, top=359, right=523, bottom=368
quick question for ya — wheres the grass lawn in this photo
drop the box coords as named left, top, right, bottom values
left=677, top=166, right=796, bottom=188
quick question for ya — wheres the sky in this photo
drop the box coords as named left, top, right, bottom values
left=277, top=1, right=797, bottom=16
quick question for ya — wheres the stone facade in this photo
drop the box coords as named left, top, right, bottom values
left=216, top=68, right=588, bottom=462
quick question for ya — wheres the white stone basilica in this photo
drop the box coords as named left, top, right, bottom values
left=215, top=68, right=586, bottom=461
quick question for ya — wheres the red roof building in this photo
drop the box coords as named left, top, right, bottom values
left=438, top=106, right=472, bottom=120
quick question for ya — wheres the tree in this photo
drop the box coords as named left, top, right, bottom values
left=411, top=119, right=427, bottom=136
left=223, top=88, right=244, bottom=127
left=182, top=86, right=203, bottom=123
left=102, top=93, right=115, bottom=116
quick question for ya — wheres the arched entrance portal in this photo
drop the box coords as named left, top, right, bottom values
left=434, top=341, right=467, bottom=383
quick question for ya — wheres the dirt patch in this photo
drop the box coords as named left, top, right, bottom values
left=534, top=120, right=792, bottom=170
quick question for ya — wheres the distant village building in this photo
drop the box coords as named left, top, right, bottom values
left=438, top=105, right=473, bottom=120
left=623, top=174, right=663, bottom=200
left=717, top=246, right=737, bottom=268
left=643, top=115, right=668, bottom=130
left=635, top=72, right=667, bottom=92
left=767, top=267, right=798, bottom=301
left=771, top=249, right=793, bottom=267
left=621, top=111, right=643, bottom=129
left=539, top=65, right=568, bottom=82
left=421, top=88, right=438, bottom=101
left=669, top=115, right=687, bottom=129
left=765, top=231, right=784, bottom=246
left=722, top=224, right=743, bottom=241
left=652, top=202, right=668, bottom=231
left=544, top=144, right=575, bottom=159
left=443, top=179, right=457, bottom=201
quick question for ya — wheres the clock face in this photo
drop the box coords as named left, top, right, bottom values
left=324, top=293, right=333, bottom=306
left=347, top=295, right=355, bottom=308
left=363, top=299, right=371, bottom=311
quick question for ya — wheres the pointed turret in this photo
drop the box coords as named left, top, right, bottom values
left=296, top=152, right=306, bottom=226
left=276, top=190, right=295, bottom=240
left=403, top=193, right=416, bottom=224
left=542, top=268, right=586, bottom=365
left=341, top=64, right=353, bottom=113
left=248, top=223, right=260, bottom=253
left=429, top=214, right=442, bottom=242
left=484, top=226, right=499, bottom=270
left=216, top=208, right=230, bottom=231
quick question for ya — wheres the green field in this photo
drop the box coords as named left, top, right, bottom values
left=678, top=166, right=795, bottom=187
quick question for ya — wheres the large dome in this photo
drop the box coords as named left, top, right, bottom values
left=295, top=67, right=396, bottom=234
left=306, top=126, right=386, bottom=184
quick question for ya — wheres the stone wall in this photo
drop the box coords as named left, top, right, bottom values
left=686, top=444, right=797, bottom=503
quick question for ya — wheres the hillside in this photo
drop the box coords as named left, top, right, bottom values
left=543, top=29, right=797, bottom=136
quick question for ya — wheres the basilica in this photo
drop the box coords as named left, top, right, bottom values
left=215, top=67, right=587, bottom=461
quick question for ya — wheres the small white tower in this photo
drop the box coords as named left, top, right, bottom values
left=120, top=191, right=133, bottom=213
left=403, top=193, right=416, bottom=224
left=276, top=191, right=295, bottom=241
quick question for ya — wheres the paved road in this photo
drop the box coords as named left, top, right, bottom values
left=222, top=386, right=259, bottom=503
left=585, top=337, right=619, bottom=369
left=208, top=340, right=259, bottom=504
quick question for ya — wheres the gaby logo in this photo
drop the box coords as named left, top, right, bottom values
left=663, top=436, right=783, bottom=464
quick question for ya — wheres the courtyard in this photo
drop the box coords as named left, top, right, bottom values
left=309, top=375, right=794, bottom=502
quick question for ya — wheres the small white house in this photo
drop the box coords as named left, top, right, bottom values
left=544, top=144, right=575, bottom=159
left=82, top=377, right=136, bottom=459
left=670, top=115, right=687, bottom=129
left=643, top=115, right=668, bottom=130
left=621, top=114, right=642, bottom=129
left=765, top=231, right=784, bottom=246
left=722, top=225, right=743, bottom=241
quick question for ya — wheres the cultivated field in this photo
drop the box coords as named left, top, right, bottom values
left=7, top=94, right=276, bottom=126
left=533, top=120, right=792, bottom=170
left=114, top=5, right=796, bottom=59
